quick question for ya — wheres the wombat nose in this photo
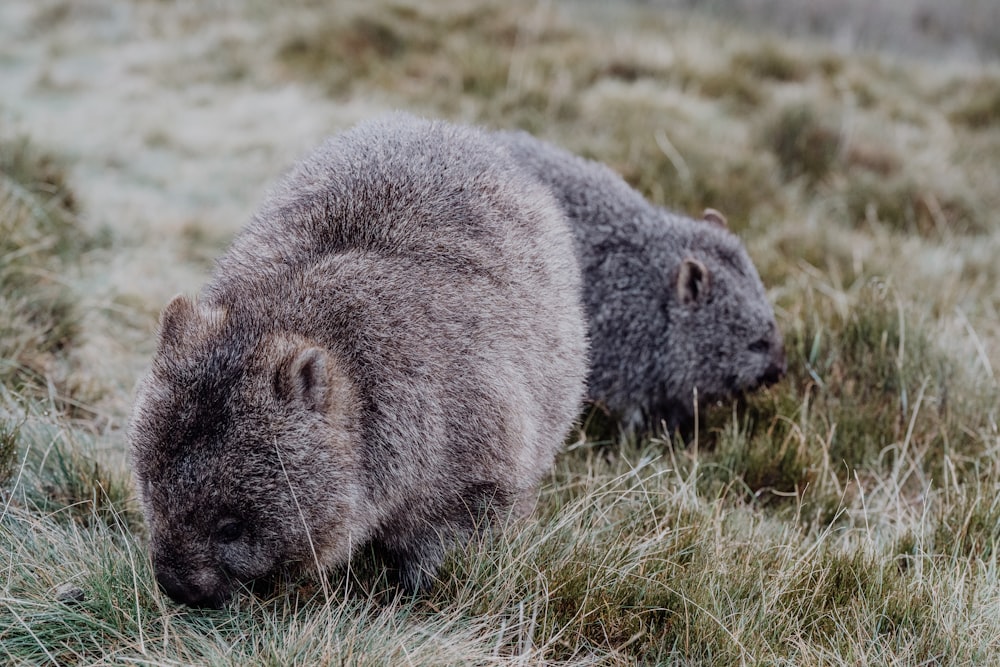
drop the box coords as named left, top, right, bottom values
left=761, top=343, right=787, bottom=386
left=155, top=568, right=228, bottom=609
left=155, top=569, right=191, bottom=604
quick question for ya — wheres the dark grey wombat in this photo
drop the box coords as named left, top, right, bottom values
left=497, top=130, right=785, bottom=436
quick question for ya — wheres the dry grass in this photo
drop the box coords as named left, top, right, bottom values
left=1, top=0, right=999, bottom=663
left=0, top=125, right=92, bottom=408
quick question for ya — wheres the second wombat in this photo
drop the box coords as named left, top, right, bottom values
left=497, top=130, right=785, bottom=436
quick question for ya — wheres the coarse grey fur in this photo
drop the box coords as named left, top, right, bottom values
left=128, top=114, right=588, bottom=608
left=496, top=130, right=785, bottom=436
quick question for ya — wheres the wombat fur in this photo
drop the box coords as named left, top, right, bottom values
left=128, top=114, right=588, bottom=608
left=496, top=130, right=785, bottom=436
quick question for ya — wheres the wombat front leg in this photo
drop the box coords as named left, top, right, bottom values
left=397, top=558, right=436, bottom=594
left=372, top=531, right=450, bottom=594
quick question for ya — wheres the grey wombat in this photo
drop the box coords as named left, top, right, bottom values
left=129, top=114, right=588, bottom=607
left=497, top=130, right=785, bottom=436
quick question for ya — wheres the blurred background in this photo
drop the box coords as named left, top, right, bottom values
left=600, top=0, right=1000, bottom=61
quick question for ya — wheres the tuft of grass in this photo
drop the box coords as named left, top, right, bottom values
left=0, top=133, right=78, bottom=226
left=844, top=141, right=900, bottom=177
left=598, top=58, right=670, bottom=84
left=690, top=274, right=999, bottom=536
left=933, top=482, right=1000, bottom=561
left=582, top=99, right=786, bottom=225
left=2, top=398, right=141, bottom=532
left=739, top=285, right=994, bottom=485
left=0, top=128, right=86, bottom=395
left=276, top=1, right=584, bottom=131
left=949, top=77, right=1000, bottom=129
left=731, top=43, right=809, bottom=83
left=0, top=413, right=20, bottom=487
left=763, top=104, right=841, bottom=186
left=702, top=405, right=818, bottom=502
left=841, top=172, right=985, bottom=236
left=697, top=68, right=768, bottom=110
left=277, top=13, right=408, bottom=93
left=178, top=219, right=231, bottom=269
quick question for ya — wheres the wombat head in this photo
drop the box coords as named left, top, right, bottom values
left=129, top=295, right=363, bottom=608
left=665, top=211, right=786, bottom=415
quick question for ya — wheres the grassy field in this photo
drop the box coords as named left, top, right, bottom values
left=2, top=0, right=999, bottom=664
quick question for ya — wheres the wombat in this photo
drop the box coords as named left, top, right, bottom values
left=128, top=114, right=588, bottom=608
left=496, top=130, right=785, bottom=436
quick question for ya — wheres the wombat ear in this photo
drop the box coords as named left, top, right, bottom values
left=157, top=294, right=226, bottom=352
left=677, top=257, right=710, bottom=305
left=285, top=347, right=329, bottom=412
left=158, top=294, right=195, bottom=350
left=702, top=208, right=728, bottom=228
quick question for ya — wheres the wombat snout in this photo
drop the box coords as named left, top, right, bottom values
left=760, top=340, right=787, bottom=387
left=154, top=565, right=229, bottom=609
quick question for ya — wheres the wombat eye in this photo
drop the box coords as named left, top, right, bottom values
left=215, top=519, right=244, bottom=543
left=748, top=339, right=770, bottom=353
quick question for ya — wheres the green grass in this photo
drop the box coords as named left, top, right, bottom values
left=3, top=0, right=1000, bottom=663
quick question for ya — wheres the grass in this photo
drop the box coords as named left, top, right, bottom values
left=949, top=76, right=1000, bottom=129
left=0, top=128, right=85, bottom=396
left=275, top=0, right=587, bottom=132
left=2, top=0, right=1000, bottom=663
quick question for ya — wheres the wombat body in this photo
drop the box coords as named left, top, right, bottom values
left=496, top=130, right=785, bottom=436
left=129, top=115, right=588, bottom=607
